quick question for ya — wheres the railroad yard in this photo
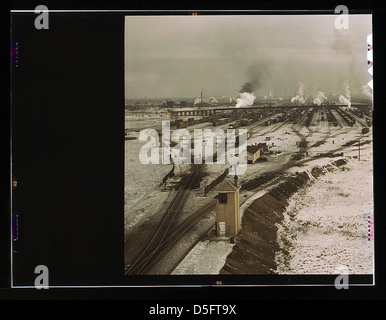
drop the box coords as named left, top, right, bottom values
left=124, top=103, right=373, bottom=275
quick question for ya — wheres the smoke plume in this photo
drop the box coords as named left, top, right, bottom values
left=194, top=98, right=201, bottom=105
left=239, top=62, right=270, bottom=94
left=362, top=84, right=372, bottom=98
left=291, top=82, right=306, bottom=104
left=313, top=91, right=327, bottom=106
left=236, top=92, right=256, bottom=108
left=339, top=95, right=351, bottom=108
left=344, top=81, right=351, bottom=100
left=338, top=81, right=351, bottom=108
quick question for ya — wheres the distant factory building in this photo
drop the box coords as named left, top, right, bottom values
left=195, top=91, right=217, bottom=108
left=167, top=100, right=174, bottom=108
left=246, top=144, right=266, bottom=164
left=214, top=178, right=241, bottom=237
left=180, top=101, right=187, bottom=107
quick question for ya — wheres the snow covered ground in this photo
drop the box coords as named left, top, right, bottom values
left=125, top=131, right=173, bottom=219
left=273, top=118, right=374, bottom=275
left=125, top=108, right=373, bottom=276
left=125, top=109, right=170, bottom=132
left=275, top=149, right=373, bottom=274
left=242, top=122, right=297, bottom=181
left=172, top=126, right=373, bottom=275
left=172, top=240, right=235, bottom=275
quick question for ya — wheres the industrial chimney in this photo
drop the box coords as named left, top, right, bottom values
left=201, top=91, right=203, bottom=103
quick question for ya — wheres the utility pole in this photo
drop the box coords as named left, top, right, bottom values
left=358, top=136, right=361, bottom=161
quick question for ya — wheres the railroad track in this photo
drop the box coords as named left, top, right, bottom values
left=125, top=163, right=205, bottom=275
left=247, top=113, right=287, bottom=135
left=124, top=117, right=288, bottom=273
left=136, top=202, right=218, bottom=274
left=242, top=128, right=364, bottom=192
left=125, top=109, right=370, bottom=275
left=325, top=108, right=369, bottom=141
left=255, top=118, right=289, bottom=136
left=291, top=111, right=308, bottom=146
left=345, top=109, right=369, bottom=128
left=243, top=110, right=335, bottom=191
left=310, top=123, right=331, bottom=147
left=242, top=114, right=308, bottom=191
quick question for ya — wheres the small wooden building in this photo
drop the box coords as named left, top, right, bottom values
left=247, top=145, right=261, bottom=164
left=214, top=178, right=241, bottom=237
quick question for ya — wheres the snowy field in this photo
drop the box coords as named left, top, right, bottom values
left=172, top=240, right=235, bottom=275
left=125, top=131, right=173, bottom=217
left=275, top=148, right=373, bottom=274
left=171, top=128, right=373, bottom=275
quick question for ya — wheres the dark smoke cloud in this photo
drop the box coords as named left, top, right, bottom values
left=239, top=61, right=271, bottom=93
left=240, top=82, right=254, bottom=93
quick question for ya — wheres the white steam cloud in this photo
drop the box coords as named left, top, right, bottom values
left=338, top=81, right=351, bottom=108
left=344, top=81, right=351, bottom=100
left=339, top=95, right=351, bottom=108
left=236, top=92, right=256, bottom=108
left=291, top=83, right=306, bottom=104
left=362, top=84, right=372, bottom=98
left=313, top=91, right=327, bottom=106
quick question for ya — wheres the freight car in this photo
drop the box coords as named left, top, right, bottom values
left=228, top=121, right=242, bottom=129
left=277, top=114, right=287, bottom=122
left=325, top=108, right=338, bottom=126
left=170, top=119, right=184, bottom=126
left=351, top=109, right=364, bottom=118
left=305, top=108, right=315, bottom=127
left=235, top=131, right=251, bottom=147
left=212, top=118, right=232, bottom=126
left=234, top=121, right=242, bottom=128
left=240, top=118, right=254, bottom=126
left=335, top=107, right=356, bottom=126
left=176, top=121, right=189, bottom=129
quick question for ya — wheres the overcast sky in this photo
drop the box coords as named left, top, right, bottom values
left=125, top=14, right=372, bottom=100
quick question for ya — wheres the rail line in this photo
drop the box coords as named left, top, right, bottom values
left=165, top=127, right=367, bottom=273
left=243, top=109, right=335, bottom=191
left=241, top=113, right=308, bottom=191
left=125, top=108, right=370, bottom=275
left=137, top=202, right=218, bottom=274
left=125, top=163, right=205, bottom=275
